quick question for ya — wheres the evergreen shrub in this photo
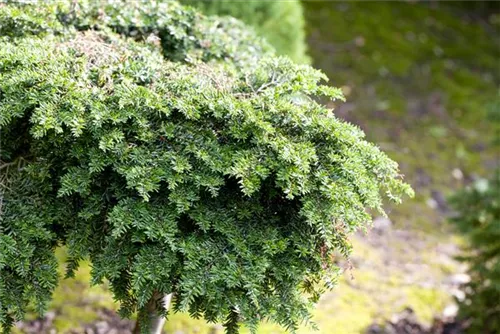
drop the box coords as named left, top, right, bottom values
left=0, top=1, right=412, bottom=332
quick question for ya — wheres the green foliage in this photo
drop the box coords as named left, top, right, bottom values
left=0, top=1, right=411, bottom=333
left=182, top=0, right=310, bottom=64
left=449, top=172, right=500, bottom=332
left=449, top=101, right=500, bottom=332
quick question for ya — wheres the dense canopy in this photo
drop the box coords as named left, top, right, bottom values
left=0, top=1, right=412, bottom=332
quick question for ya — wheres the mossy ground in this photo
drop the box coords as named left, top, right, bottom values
left=19, top=2, right=499, bottom=333
left=301, top=1, right=498, bottom=333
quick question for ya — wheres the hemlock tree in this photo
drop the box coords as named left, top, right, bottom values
left=0, top=1, right=412, bottom=333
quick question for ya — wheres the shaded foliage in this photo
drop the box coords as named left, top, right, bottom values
left=182, top=0, right=310, bottom=64
left=0, top=1, right=411, bottom=333
left=449, top=171, right=500, bottom=332
left=449, top=101, right=500, bottom=332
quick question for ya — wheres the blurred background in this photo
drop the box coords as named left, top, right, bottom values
left=15, top=1, right=499, bottom=333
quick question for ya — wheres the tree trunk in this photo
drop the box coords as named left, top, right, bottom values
left=133, top=293, right=173, bottom=334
